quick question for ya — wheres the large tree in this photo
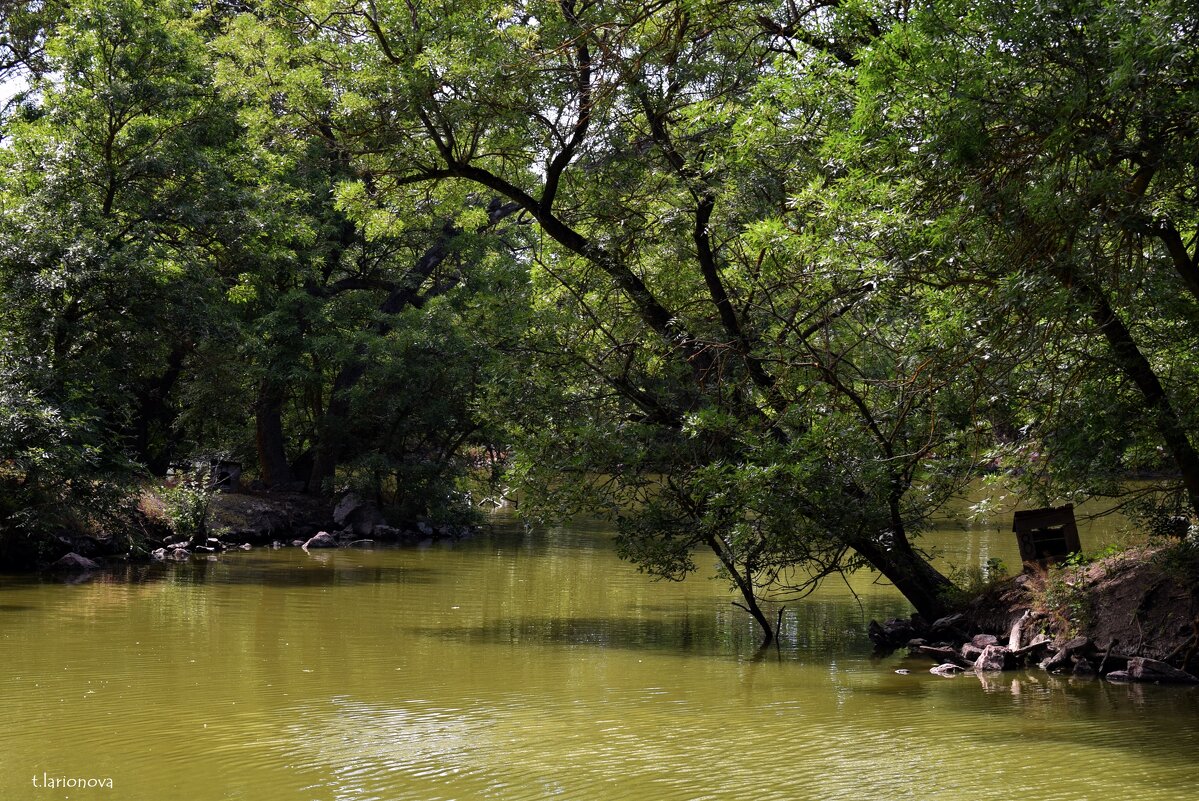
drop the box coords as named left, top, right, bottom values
left=240, top=0, right=987, bottom=641
left=851, top=0, right=1199, bottom=524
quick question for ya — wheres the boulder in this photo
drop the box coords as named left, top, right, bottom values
left=961, top=643, right=985, bottom=662
left=168, top=548, right=190, bottom=561
left=974, top=644, right=1012, bottom=672
left=868, top=617, right=921, bottom=649
left=332, top=493, right=388, bottom=536
left=1126, top=657, right=1199, bottom=684
left=929, top=613, right=968, bottom=639
left=50, top=553, right=100, bottom=571
left=303, top=532, right=338, bottom=550
left=971, top=633, right=999, bottom=649
left=371, top=526, right=404, bottom=543
left=150, top=548, right=168, bottom=561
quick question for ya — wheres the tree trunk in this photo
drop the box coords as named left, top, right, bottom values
left=254, top=379, right=292, bottom=487
left=1058, top=266, right=1199, bottom=519
left=847, top=532, right=956, bottom=622
left=704, top=532, right=775, bottom=647
left=305, top=361, right=363, bottom=495
left=131, top=345, right=187, bottom=475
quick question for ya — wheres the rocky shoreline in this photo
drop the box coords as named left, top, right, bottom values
left=42, top=490, right=475, bottom=571
left=871, top=547, right=1199, bottom=686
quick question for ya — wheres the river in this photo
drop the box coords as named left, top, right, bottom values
left=1, top=511, right=1197, bottom=800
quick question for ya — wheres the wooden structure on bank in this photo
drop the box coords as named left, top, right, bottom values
left=1013, top=504, right=1081, bottom=566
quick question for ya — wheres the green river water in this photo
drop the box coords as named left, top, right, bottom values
left=1, top=510, right=1197, bottom=801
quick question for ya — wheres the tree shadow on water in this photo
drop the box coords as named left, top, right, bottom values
left=169, top=557, right=442, bottom=588
left=415, top=614, right=767, bottom=658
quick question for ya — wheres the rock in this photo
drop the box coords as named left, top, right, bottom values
left=974, top=644, right=1012, bottom=672
left=895, top=668, right=911, bottom=675
left=151, top=548, right=168, bottom=561
left=371, top=525, right=404, bottom=543
left=971, top=633, right=999, bottom=649
left=1105, top=670, right=1132, bottom=682
left=1126, top=657, right=1199, bottom=684
left=332, top=494, right=360, bottom=525
left=417, top=521, right=434, bottom=537
left=930, top=613, right=967, bottom=638
left=961, top=643, right=985, bottom=662
left=50, top=553, right=100, bottom=571
left=332, top=493, right=388, bottom=536
left=869, top=617, right=921, bottom=649
left=302, top=532, right=338, bottom=550
left=169, top=548, right=190, bottom=561
left=1072, top=657, right=1097, bottom=677
left=290, top=540, right=305, bottom=547
left=239, top=543, right=252, bottom=550
left=931, top=663, right=965, bottom=676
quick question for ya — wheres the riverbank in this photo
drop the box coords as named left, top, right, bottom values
left=872, top=541, right=1199, bottom=684
left=33, top=489, right=474, bottom=571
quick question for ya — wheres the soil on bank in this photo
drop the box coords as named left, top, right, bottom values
left=964, top=542, right=1199, bottom=674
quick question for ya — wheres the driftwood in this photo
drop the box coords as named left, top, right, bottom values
left=1039, top=636, right=1093, bottom=673
left=1009, top=639, right=1054, bottom=666
left=918, top=645, right=975, bottom=669
left=1007, top=610, right=1031, bottom=650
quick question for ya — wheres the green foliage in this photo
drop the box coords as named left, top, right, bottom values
left=2, top=0, right=1198, bottom=648
left=0, top=367, right=136, bottom=565
left=160, top=471, right=215, bottom=544
left=940, top=557, right=1010, bottom=610
left=1036, top=564, right=1096, bottom=639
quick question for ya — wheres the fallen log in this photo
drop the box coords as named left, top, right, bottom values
left=918, top=645, right=975, bottom=669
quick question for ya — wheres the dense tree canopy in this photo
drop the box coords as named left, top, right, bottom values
left=2, top=0, right=1197, bottom=641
